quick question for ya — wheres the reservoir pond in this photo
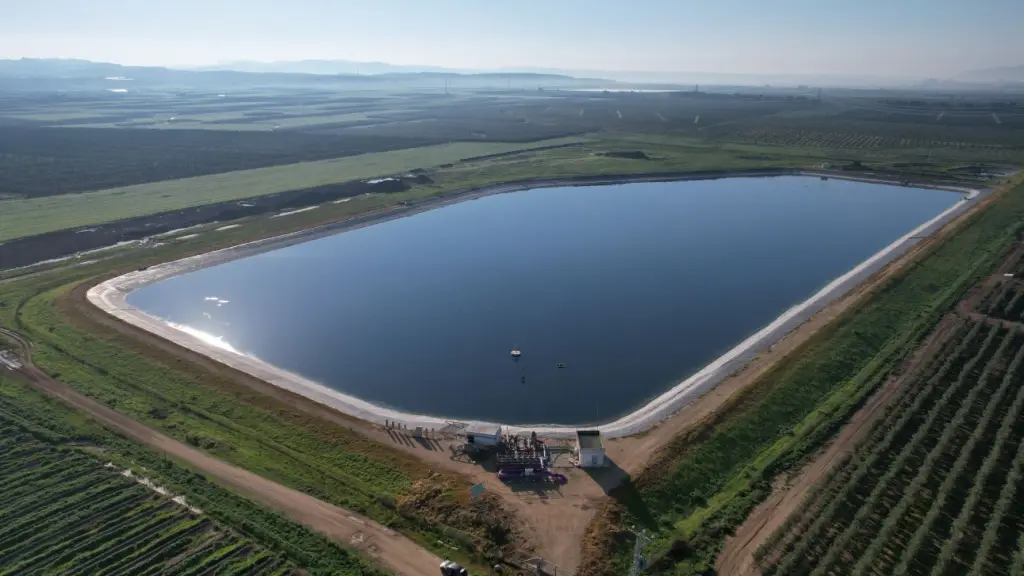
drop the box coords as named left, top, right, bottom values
left=127, top=177, right=959, bottom=425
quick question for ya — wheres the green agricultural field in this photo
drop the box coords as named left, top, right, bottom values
left=0, top=125, right=440, bottom=199
left=0, top=376, right=385, bottom=576
left=260, top=112, right=373, bottom=128
left=978, top=278, right=1024, bottom=322
left=0, top=137, right=585, bottom=241
left=423, top=132, right=1003, bottom=197
left=759, top=319, right=1024, bottom=576
left=0, top=428, right=281, bottom=575
left=4, top=89, right=1019, bottom=205
left=70, top=112, right=375, bottom=131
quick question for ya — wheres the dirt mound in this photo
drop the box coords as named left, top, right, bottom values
left=398, top=472, right=523, bottom=557
left=575, top=503, right=625, bottom=576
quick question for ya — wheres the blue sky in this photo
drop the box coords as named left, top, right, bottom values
left=1, top=0, right=1020, bottom=77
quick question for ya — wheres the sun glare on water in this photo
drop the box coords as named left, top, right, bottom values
left=169, top=323, right=243, bottom=355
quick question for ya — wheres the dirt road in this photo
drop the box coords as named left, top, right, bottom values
left=714, top=314, right=961, bottom=575
left=0, top=326, right=441, bottom=576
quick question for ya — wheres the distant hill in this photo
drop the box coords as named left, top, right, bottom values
left=198, top=60, right=901, bottom=87
left=1, top=57, right=929, bottom=90
left=196, top=59, right=461, bottom=75
left=957, top=65, right=1024, bottom=83
left=197, top=60, right=590, bottom=82
left=0, top=58, right=602, bottom=90
left=0, top=58, right=140, bottom=78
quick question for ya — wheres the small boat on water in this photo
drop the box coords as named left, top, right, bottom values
left=556, top=363, right=566, bottom=369
left=511, top=346, right=522, bottom=358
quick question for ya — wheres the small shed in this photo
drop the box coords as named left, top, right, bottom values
left=465, top=423, right=502, bottom=447
left=576, top=430, right=606, bottom=468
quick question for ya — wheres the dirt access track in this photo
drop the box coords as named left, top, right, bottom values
left=0, top=327, right=442, bottom=576
left=66, top=174, right=991, bottom=572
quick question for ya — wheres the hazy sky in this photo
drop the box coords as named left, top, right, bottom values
left=2, top=0, right=1020, bottom=77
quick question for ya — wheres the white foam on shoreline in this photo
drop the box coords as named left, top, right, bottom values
left=87, top=175, right=983, bottom=438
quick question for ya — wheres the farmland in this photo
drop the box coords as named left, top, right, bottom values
left=0, top=125, right=438, bottom=199
left=755, top=263, right=1024, bottom=575
left=0, top=373, right=386, bottom=576
left=0, top=425, right=288, bottom=575
left=3, top=84, right=1023, bottom=250
left=729, top=127, right=1012, bottom=154
left=0, top=137, right=584, bottom=242
left=980, top=278, right=1024, bottom=322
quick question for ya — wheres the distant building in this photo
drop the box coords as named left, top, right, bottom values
left=465, top=423, right=502, bottom=447
left=576, top=430, right=606, bottom=468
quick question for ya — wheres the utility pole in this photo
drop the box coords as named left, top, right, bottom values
left=629, top=528, right=653, bottom=576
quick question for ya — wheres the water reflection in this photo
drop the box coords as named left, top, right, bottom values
left=168, top=323, right=243, bottom=355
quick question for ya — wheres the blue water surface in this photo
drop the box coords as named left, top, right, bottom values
left=128, top=177, right=958, bottom=424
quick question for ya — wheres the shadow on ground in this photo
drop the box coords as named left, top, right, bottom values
left=385, top=429, right=443, bottom=451
left=585, top=457, right=657, bottom=528
left=504, top=479, right=566, bottom=500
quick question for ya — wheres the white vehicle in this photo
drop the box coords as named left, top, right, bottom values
left=440, top=559, right=469, bottom=575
